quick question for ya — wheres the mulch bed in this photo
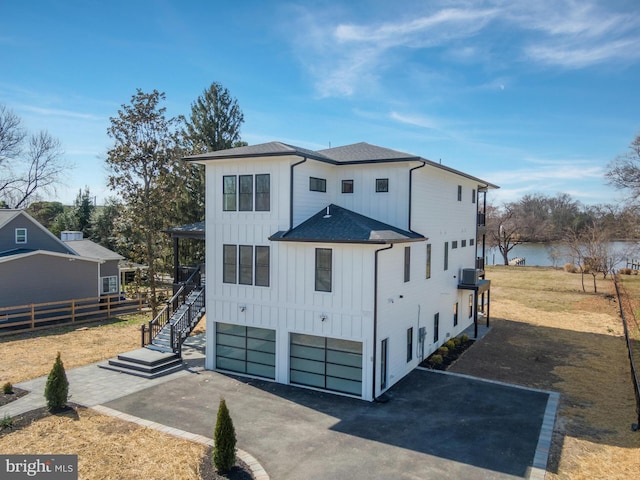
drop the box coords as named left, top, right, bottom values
left=1, top=403, right=254, bottom=479
left=0, top=386, right=28, bottom=407
left=419, top=338, right=476, bottom=370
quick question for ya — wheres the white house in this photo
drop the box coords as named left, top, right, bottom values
left=186, top=142, right=497, bottom=401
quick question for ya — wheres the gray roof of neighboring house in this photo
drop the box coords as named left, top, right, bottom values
left=184, top=141, right=499, bottom=189
left=63, top=239, right=124, bottom=261
left=0, top=209, right=20, bottom=228
left=270, top=204, right=426, bottom=244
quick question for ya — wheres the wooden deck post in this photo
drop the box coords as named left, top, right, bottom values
left=31, top=304, right=35, bottom=330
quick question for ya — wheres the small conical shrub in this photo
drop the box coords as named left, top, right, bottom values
left=44, top=352, right=68, bottom=412
left=213, top=397, right=236, bottom=473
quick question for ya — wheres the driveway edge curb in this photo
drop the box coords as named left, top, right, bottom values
left=92, top=404, right=270, bottom=480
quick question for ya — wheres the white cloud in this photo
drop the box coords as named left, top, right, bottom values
left=288, top=1, right=640, bottom=97
left=389, top=111, right=441, bottom=130
left=18, top=105, right=103, bottom=121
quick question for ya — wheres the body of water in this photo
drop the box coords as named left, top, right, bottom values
left=485, top=241, right=639, bottom=269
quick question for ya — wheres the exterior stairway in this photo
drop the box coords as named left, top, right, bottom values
left=100, top=272, right=205, bottom=378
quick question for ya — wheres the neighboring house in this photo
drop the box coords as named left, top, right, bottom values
left=185, top=141, right=498, bottom=401
left=0, top=209, right=123, bottom=308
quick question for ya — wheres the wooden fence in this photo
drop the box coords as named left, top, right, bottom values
left=0, top=290, right=170, bottom=336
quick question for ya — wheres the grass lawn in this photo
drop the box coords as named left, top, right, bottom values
left=450, top=266, right=640, bottom=480
left=1, top=269, right=639, bottom=479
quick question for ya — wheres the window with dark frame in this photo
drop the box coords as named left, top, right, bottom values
left=461, top=239, right=467, bottom=247
left=454, top=302, right=458, bottom=326
left=223, top=245, right=270, bottom=287
left=223, top=176, right=237, bottom=211
left=472, top=188, right=476, bottom=203
left=239, top=175, right=253, bottom=211
left=342, top=179, right=354, bottom=193
left=444, top=242, right=449, bottom=271
left=433, top=313, right=439, bottom=343
left=255, top=246, right=270, bottom=286
left=457, top=185, right=462, bottom=201
left=223, top=245, right=237, bottom=283
left=381, top=338, right=388, bottom=389
left=470, top=238, right=475, bottom=246
left=239, top=245, right=253, bottom=284
left=309, top=177, right=327, bottom=192
left=407, top=327, right=413, bottom=362
left=376, top=178, right=389, bottom=192
left=315, top=248, right=332, bottom=292
left=426, top=244, right=431, bottom=279
left=404, top=246, right=411, bottom=282
left=255, top=174, right=270, bottom=211
left=469, top=294, right=473, bottom=318
left=452, top=240, right=458, bottom=249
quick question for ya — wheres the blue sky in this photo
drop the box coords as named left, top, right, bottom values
left=1, top=0, right=639, bottom=206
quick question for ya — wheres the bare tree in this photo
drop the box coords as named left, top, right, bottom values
left=0, top=105, right=68, bottom=208
left=606, top=132, right=640, bottom=203
left=486, top=203, right=523, bottom=265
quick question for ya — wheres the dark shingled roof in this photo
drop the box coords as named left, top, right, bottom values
left=184, top=141, right=499, bottom=189
left=270, top=204, right=426, bottom=244
left=317, top=142, right=420, bottom=163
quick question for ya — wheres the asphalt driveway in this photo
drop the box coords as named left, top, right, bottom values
left=104, top=368, right=554, bottom=480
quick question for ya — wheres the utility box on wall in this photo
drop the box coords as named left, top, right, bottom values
left=461, top=268, right=479, bottom=285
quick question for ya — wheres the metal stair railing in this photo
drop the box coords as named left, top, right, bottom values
left=141, top=267, right=202, bottom=352
left=170, top=286, right=205, bottom=355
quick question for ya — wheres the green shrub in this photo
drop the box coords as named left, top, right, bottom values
left=452, top=337, right=462, bottom=347
left=445, top=340, right=456, bottom=350
left=44, top=352, right=69, bottom=412
left=460, top=334, right=469, bottom=343
left=564, top=263, right=577, bottom=273
left=437, top=346, right=449, bottom=356
left=2, top=382, right=13, bottom=394
left=1, top=413, right=13, bottom=429
left=213, top=398, right=236, bottom=473
left=429, top=354, right=443, bottom=366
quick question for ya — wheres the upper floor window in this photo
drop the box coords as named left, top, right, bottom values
left=376, top=178, right=389, bottom=192
left=457, top=185, right=462, bottom=201
left=404, top=246, right=411, bottom=282
left=461, top=239, right=467, bottom=248
left=469, top=294, right=474, bottom=318
left=433, top=313, right=440, bottom=343
left=342, top=179, right=354, bottom=193
left=444, top=242, right=449, bottom=271
left=223, top=174, right=270, bottom=211
left=239, top=175, right=253, bottom=211
left=315, top=248, right=332, bottom=292
left=452, top=240, right=458, bottom=249
left=223, top=176, right=237, bottom=211
left=426, top=244, right=431, bottom=279
left=15, top=228, right=27, bottom=244
left=470, top=238, right=475, bottom=246
left=406, top=327, right=413, bottom=362
left=310, top=177, right=326, bottom=192
left=255, top=174, right=270, bottom=211
left=472, top=188, right=476, bottom=203
left=223, top=244, right=270, bottom=287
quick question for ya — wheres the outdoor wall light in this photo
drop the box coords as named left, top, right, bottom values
left=239, top=305, right=246, bottom=312
left=320, top=314, right=328, bottom=322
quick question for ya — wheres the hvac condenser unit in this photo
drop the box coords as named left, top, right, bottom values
left=461, top=268, right=479, bottom=285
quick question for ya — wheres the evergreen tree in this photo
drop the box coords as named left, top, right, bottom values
left=90, top=197, right=122, bottom=252
left=74, top=186, right=95, bottom=237
left=44, top=352, right=69, bottom=411
left=178, top=82, right=245, bottom=225
left=213, top=398, right=236, bottom=473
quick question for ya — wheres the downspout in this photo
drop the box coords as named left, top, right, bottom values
left=373, top=243, right=393, bottom=401
left=408, top=161, right=426, bottom=233
left=289, top=157, right=308, bottom=230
